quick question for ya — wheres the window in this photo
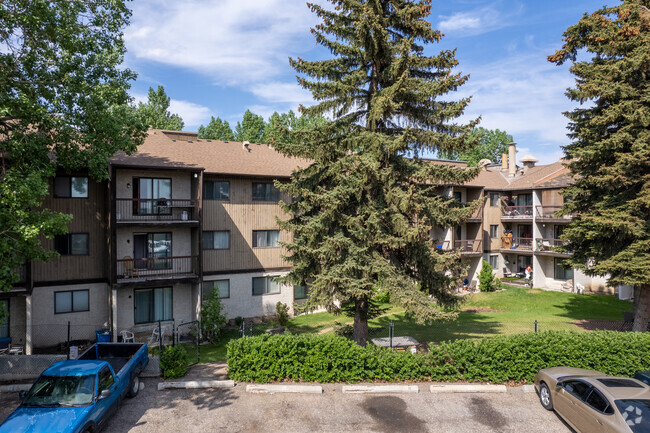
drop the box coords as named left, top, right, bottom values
left=134, top=287, right=172, bottom=324
left=203, top=231, right=230, bottom=250
left=54, top=233, right=89, bottom=256
left=133, top=233, right=171, bottom=269
left=489, top=255, right=498, bottom=269
left=489, top=192, right=501, bottom=207
left=554, top=258, right=573, bottom=280
left=98, top=366, right=114, bottom=392
left=203, top=181, right=230, bottom=200
left=584, top=389, right=612, bottom=413
left=203, top=280, right=230, bottom=299
left=54, top=290, right=89, bottom=314
left=294, top=284, right=309, bottom=300
left=252, top=276, right=281, bottom=296
left=134, top=178, right=171, bottom=215
left=54, top=176, right=88, bottom=198
left=453, top=191, right=462, bottom=202
left=252, top=182, right=280, bottom=201
left=0, top=300, right=8, bottom=339
left=490, top=225, right=499, bottom=238
left=517, top=255, right=532, bottom=273
left=554, top=225, right=565, bottom=239
left=253, top=230, right=280, bottom=247
left=563, top=380, right=591, bottom=400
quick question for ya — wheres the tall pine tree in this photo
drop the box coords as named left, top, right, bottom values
left=549, top=1, right=650, bottom=331
left=274, top=0, right=481, bottom=345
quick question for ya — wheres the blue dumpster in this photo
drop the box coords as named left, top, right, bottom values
left=95, top=329, right=112, bottom=343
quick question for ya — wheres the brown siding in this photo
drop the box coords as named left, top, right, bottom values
left=33, top=176, right=108, bottom=282
left=541, top=189, right=564, bottom=206
left=202, top=177, right=291, bottom=272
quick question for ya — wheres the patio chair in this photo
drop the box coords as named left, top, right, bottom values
left=8, top=344, right=24, bottom=355
left=120, top=330, right=135, bottom=343
left=123, top=256, right=139, bottom=279
left=148, top=325, right=171, bottom=345
left=502, top=267, right=513, bottom=278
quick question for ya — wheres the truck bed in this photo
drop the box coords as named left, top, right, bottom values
left=78, top=343, right=146, bottom=376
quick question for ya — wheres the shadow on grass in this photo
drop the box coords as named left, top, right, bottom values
left=552, top=292, right=632, bottom=322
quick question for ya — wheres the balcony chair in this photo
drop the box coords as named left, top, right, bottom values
left=123, top=256, right=139, bottom=279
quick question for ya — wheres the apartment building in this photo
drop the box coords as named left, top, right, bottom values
left=3, top=133, right=607, bottom=353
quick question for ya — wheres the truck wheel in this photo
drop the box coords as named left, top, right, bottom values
left=127, top=375, right=140, bottom=398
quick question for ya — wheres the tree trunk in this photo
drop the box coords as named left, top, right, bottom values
left=353, top=297, right=369, bottom=346
left=632, top=285, right=650, bottom=332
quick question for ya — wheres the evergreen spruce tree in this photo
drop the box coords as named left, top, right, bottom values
left=549, top=1, right=650, bottom=331
left=274, top=0, right=481, bottom=345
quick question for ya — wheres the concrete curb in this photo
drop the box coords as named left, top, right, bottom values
left=158, top=380, right=235, bottom=390
left=521, top=384, right=536, bottom=393
left=0, top=384, right=32, bottom=392
left=246, top=384, right=323, bottom=394
left=342, top=385, right=419, bottom=394
left=430, top=384, right=507, bottom=393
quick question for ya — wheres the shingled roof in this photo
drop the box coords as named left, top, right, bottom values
left=110, top=129, right=311, bottom=178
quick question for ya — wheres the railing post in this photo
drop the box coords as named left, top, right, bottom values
left=534, top=320, right=538, bottom=333
left=66, top=321, right=71, bottom=360
left=158, top=320, right=162, bottom=353
left=389, top=320, right=394, bottom=350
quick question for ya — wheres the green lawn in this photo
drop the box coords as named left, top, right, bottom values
left=195, top=286, right=633, bottom=363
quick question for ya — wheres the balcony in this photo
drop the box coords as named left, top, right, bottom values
left=467, top=207, right=483, bottom=223
left=454, top=239, right=482, bottom=257
left=501, top=204, right=533, bottom=221
left=116, top=256, right=198, bottom=284
left=115, top=199, right=198, bottom=225
left=535, top=238, right=572, bottom=257
left=501, top=236, right=533, bottom=253
left=535, top=205, right=573, bottom=223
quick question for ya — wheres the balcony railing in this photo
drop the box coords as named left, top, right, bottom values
left=116, top=199, right=197, bottom=222
left=501, top=236, right=533, bottom=251
left=535, top=205, right=573, bottom=220
left=454, top=239, right=482, bottom=254
left=501, top=204, right=534, bottom=218
left=535, top=238, right=571, bottom=254
left=116, top=256, right=198, bottom=281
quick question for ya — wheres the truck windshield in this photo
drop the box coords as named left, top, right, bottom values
left=22, top=375, right=96, bottom=407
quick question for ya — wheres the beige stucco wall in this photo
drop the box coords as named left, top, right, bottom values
left=30, top=282, right=110, bottom=348
left=204, top=271, right=295, bottom=320
left=6, top=296, right=26, bottom=347
left=115, top=283, right=195, bottom=333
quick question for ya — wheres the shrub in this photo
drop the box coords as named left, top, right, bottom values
left=227, top=331, right=650, bottom=383
left=275, top=302, right=290, bottom=327
left=333, top=321, right=353, bottom=338
left=479, top=259, right=495, bottom=292
left=201, top=289, right=226, bottom=343
left=234, top=316, right=244, bottom=327
left=160, top=345, right=188, bottom=379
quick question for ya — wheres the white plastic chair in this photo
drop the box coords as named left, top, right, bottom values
left=120, top=330, right=135, bottom=343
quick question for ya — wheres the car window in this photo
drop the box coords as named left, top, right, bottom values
left=615, top=400, right=650, bottom=433
left=563, top=380, right=591, bottom=400
left=585, top=389, right=612, bottom=414
left=98, top=367, right=114, bottom=392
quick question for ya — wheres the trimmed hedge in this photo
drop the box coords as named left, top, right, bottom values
left=226, top=331, right=650, bottom=383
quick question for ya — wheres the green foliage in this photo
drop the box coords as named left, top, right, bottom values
left=234, top=316, right=244, bottom=327
left=227, top=331, right=650, bottom=383
left=275, top=0, right=479, bottom=346
left=0, top=0, right=146, bottom=293
left=201, top=289, right=226, bottom=343
left=275, top=302, right=290, bottom=328
left=133, top=86, right=184, bottom=130
left=479, top=259, right=495, bottom=292
left=234, top=109, right=265, bottom=143
left=341, top=298, right=389, bottom=320
left=264, top=110, right=328, bottom=145
left=439, top=127, right=514, bottom=166
left=198, top=116, right=235, bottom=141
left=333, top=321, right=354, bottom=338
left=160, top=345, right=188, bottom=379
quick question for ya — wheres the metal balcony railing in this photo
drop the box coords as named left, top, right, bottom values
left=116, top=199, right=197, bottom=222
left=535, top=238, right=570, bottom=254
left=116, top=256, right=198, bottom=281
left=535, top=205, right=573, bottom=220
left=501, top=204, right=534, bottom=218
left=501, top=236, right=533, bottom=251
left=454, top=239, right=482, bottom=254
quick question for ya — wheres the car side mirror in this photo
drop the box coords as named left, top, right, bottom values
left=556, top=381, right=564, bottom=389
left=18, top=390, right=26, bottom=401
left=98, top=389, right=112, bottom=400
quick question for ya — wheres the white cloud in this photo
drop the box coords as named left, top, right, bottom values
left=250, top=82, right=313, bottom=106
left=125, top=0, right=319, bottom=86
left=130, top=92, right=211, bottom=129
left=438, top=3, right=523, bottom=37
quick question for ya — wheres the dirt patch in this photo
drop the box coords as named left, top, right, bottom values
left=462, top=307, right=505, bottom=313
left=527, top=289, right=542, bottom=294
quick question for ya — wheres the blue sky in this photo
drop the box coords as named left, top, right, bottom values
left=123, top=0, right=607, bottom=164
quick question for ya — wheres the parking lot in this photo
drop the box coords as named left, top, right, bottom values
left=0, top=379, right=573, bottom=432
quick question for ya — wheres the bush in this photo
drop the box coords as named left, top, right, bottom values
left=160, top=345, right=188, bottom=379
left=227, top=331, right=650, bottom=383
left=275, top=302, right=290, bottom=327
left=333, top=321, right=353, bottom=338
left=201, top=289, right=226, bottom=343
left=479, top=259, right=495, bottom=292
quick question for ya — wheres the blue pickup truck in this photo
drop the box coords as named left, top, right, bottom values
left=0, top=342, right=149, bottom=433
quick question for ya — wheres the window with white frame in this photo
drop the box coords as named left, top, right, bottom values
left=203, top=280, right=230, bottom=299
left=203, top=231, right=230, bottom=250
left=252, top=230, right=280, bottom=247
left=55, top=290, right=89, bottom=314
left=252, top=276, right=281, bottom=296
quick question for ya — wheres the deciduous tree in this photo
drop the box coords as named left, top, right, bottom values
left=234, top=109, right=265, bottom=143
left=439, top=127, right=513, bottom=166
left=549, top=1, right=650, bottom=331
left=198, top=116, right=235, bottom=141
left=275, top=0, right=480, bottom=345
left=133, top=86, right=184, bottom=131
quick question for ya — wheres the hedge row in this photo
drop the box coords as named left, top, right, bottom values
left=226, top=331, right=650, bottom=383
